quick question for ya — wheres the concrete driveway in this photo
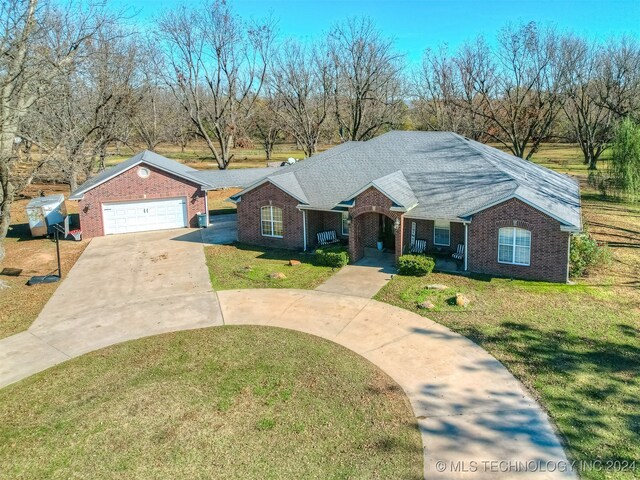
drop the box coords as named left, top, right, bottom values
left=0, top=235, right=573, bottom=479
left=0, top=229, right=222, bottom=386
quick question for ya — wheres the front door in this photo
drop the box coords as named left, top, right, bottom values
left=380, top=215, right=395, bottom=252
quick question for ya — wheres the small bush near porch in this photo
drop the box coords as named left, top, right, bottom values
left=205, top=244, right=337, bottom=290
left=398, top=254, right=435, bottom=276
left=314, top=246, right=350, bottom=268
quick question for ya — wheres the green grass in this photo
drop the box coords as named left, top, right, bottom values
left=205, top=244, right=338, bottom=290
left=0, top=326, right=423, bottom=479
left=375, top=147, right=640, bottom=480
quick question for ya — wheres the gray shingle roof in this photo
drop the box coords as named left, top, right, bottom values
left=191, top=167, right=279, bottom=190
left=234, top=131, right=582, bottom=229
left=69, top=151, right=283, bottom=200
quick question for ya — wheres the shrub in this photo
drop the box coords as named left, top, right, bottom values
left=569, top=233, right=611, bottom=278
left=314, top=246, right=349, bottom=268
left=398, top=254, right=435, bottom=276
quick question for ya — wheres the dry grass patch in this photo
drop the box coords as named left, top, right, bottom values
left=0, top=326, right=423, bottom=479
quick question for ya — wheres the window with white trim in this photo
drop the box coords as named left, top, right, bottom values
left=261, top=206, right=283, bottom=238
left=341, top=212, right=349, bottom=236
left=433, top=220, right=450, bottom=246
left=498, top=227, right=531, bottom=266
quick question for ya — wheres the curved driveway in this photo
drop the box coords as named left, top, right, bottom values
left=0, top=229, right=573, bottom=479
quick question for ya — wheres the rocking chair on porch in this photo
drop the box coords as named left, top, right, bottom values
left=409, top=239, right=428, bottom=254
left=452, top=244, right=465, bottom=260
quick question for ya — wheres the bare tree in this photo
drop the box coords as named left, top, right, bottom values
left=270, top=40, right=332, bottom=157
left=37, top=31, right=141, bottom=190
left=560, top=37, right=614, bottom=170
left=155, top=1, right=274, bottom=169
left=0, top=0, right=111, bottom=258
left=250, top=90, right=282, bottom=161
left=328, top=17, right=406, bottom=141
left=456, top=23, right=566, bottom=159
left=414, top=47, right=486, bottom=139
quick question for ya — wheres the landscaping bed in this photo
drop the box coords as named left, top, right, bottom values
left=0, top=326, right=422, bottom=479
left=205, top=244, right=338, bottom=290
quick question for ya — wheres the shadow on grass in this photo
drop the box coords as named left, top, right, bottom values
left=446, top=320, right=640, bottom=466
left=7, top=214, right=81, bottom=243
left=233, top=242, right=315, bottom=263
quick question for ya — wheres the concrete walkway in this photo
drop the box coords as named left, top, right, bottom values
left=201, top=213, right=237, bottom=245
left=315, top=254, right=396, bottom=298
left=218, top=289, right=573, bottom=479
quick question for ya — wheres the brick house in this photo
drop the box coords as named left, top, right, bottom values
left=231, top=131, right=582, bottom=283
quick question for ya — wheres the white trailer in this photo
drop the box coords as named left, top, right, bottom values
left=26, top=194, right=67, bottom=237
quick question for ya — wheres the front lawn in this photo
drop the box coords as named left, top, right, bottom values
left=205, top=244, right=338, bottom=290
left=376, top=194, right=640, bottom=480
left=0, top=326, right=422, bottom=479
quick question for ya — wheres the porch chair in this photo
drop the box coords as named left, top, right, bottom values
left=452, top=244, right=465, bottom=260
left=409, top=238, right=428, bottom=254
left=317, top=230, right=339, bottom=247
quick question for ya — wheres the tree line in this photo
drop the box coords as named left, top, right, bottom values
left=1, top=0, right=640, bottom=256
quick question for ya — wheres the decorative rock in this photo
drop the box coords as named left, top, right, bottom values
left=426, top=284, right=449, bottom=290
left=289, top=260, right=301, bottom=266
left=270, top=272, right=287, bottom=280
left=455, top=293, right=470, bottom=307
left=417, top=300, right=436, bottom=310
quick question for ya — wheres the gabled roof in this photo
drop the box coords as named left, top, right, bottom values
left=231, top=131, right=582, bottom=230
left=343, top=170, right=418, bottom=210
left=69, top=151, right=283, bottom=200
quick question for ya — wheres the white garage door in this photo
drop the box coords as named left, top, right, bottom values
left=102, top=198, right=188, bottom=235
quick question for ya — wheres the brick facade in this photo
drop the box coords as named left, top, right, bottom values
left=236, top=181, right=304, bottom=249
left=235, top=183, right=570, bottom=283
left=348, top=187, right=404, bottom=262
left=78, top=162, right=206, bottom=238
left=306, top=210, right=347, bottom=248
left=403, top=218, right=465, bottom=254
left=467, top=198, right=570, bottom=282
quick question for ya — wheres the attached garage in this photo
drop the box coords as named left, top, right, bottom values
left=102, top=197, right=188, bottom=235
left=69, top=151, right=213, bottom=238
left=70, top=150, right=279, bottom=239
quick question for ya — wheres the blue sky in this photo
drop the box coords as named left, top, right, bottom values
left=114, top=0, right=640, bottom=63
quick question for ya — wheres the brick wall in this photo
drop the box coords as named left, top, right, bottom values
left=78, top=163, right=206, bottom=238
left=468, top=198, right=570, bottom=282
left=307, top=210, right=347, bottom=248
left=236, top=181, right=304, bottom=249
left=403, top=219, right=465, bottom=254
left=348, top=187, right=404, bottom=262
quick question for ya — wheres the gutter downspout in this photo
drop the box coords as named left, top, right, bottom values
left=464, top=223, right=468, bottom=271
left=302, top=209, right=307, bottom=252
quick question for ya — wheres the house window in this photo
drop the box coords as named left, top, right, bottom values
left=434, top=220, right=450, bottom=246
left=341, top=212, right=349, bottom=236
left=498, top=227, right=531, bottom=266
left=261, top=206, right=283, bottom=238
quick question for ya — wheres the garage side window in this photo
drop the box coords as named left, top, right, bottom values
left=498, top=227, right=531, bottom=266
left=261, top=206, right=283, bottom=238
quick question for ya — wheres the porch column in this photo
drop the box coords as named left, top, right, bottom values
left=464, top=222, right=468, bottom=271
left=394, top=215, right=404, bottom=263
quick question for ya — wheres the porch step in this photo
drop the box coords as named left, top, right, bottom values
left=363, top=247, right=393, bottom=259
